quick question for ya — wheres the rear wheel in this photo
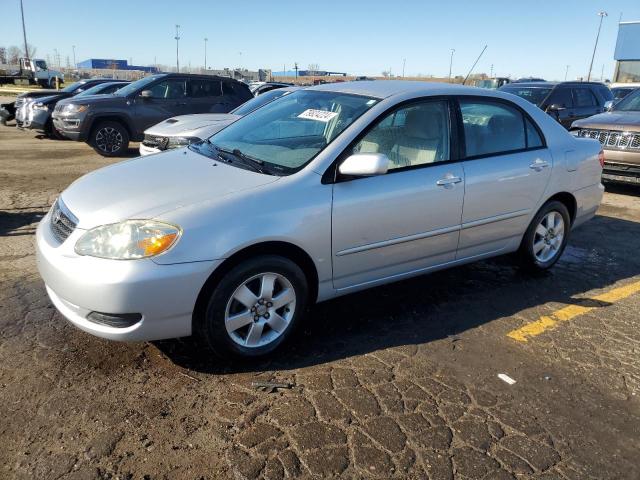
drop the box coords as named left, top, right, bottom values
left=90, top=120, right=130, bottom=157
left=518, top=200, right=570, bottom=271
left=198, top=255, right=308, bottom=359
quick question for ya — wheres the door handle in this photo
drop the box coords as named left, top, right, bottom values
left=436, top=175, right=462, bottom=188
left=529, top=159, right=549, bottom=171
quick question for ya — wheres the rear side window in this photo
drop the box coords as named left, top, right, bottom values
left=188, top=79, right=222, bottom=98
left=525, top=119, right=543, bottom=148
left=572, top=88, right=597, bottom=107
left=547, top=88, right=573, bottom=108
left=460, top=100, right=526, bottom=157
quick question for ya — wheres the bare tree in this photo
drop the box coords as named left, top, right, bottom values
left=381, top=70, right=391, bottom=78
left=0, top=47, right=6, bottom=64
left=307, top=63, right=319, bottom=74
left=8, top=46, right=21, bottom=64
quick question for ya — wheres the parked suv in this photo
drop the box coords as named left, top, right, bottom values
left=571, top=87, right=640, bottom=184
left=52, top=73, right=253, bottom=156
left=499, top=82, right=613, bottom=129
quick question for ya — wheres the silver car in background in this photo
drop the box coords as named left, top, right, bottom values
left=36, top=81, right=603, bottom=359
left=139, top=87, right=299, bottom=155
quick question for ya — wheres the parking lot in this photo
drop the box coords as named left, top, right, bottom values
left=1, top=119, right=640, bottom=479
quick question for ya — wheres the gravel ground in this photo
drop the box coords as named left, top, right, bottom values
left=1, top=123, right=640, bottom=479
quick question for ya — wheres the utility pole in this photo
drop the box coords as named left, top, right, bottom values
left=174, top=24, right=181, bottom=73
left=294, top=62, right=299, bottom=79
left=587, top=11, right=607, bottom=81
left=402, top=58, right=406, bottom=78
left=490, top=64, right=494, bottom=78
left=601, top=63, right=605, bottom=81
left=204, top=38, right=208, bottom=70
left=565, top=64, right=570, bottom=81
left=448, top=49, right=455, bottom=82
left=72, top=45, right=76, bottom=68
left=19, top=0, right=29, bottom=60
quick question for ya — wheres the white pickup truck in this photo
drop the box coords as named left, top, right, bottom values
left=0, top=57, right=64, bottom=88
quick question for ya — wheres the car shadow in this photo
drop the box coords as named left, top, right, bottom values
left=155, top=213, right=640, bottom=374
left=0, top=208, right=46, bottom=237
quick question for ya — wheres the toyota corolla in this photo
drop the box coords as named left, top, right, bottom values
left=36, top=81, right=604, bottom=358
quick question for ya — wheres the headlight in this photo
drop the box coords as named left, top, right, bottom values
left=33, top=102, right=50, bottom=111
left=62, top=104, right=89, bottom=114
left=75, top=220, right=181, bottom=260
left=167, top=136, right=200, bottom=148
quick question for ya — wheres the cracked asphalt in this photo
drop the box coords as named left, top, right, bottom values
left=1, top=121, right=640, bottom=479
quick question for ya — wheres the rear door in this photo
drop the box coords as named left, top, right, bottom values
left=187, top=78, right=224, bottom=113
left=456, top=98, right=552, bottom=259
left=572, top=87, right=602, bottom=122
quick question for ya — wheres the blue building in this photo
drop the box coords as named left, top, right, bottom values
left=77, top=58, right=158, bottom=73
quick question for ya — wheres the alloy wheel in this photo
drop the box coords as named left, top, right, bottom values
left=533, top=210, right=565, bottom=263
left=224, top=272, right=296, bottom=348
left=95, top=127, right=124, bottom=153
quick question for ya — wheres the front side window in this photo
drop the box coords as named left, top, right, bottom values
left=546, top=88, right=573, bottom=108
left=147, top=79, right=186, bottom=99
left=114, top=75, right=166, bottom=97
left=460, top=100, right=527, bottom=157
left=352, top=100, right=450, bottom=170
left=573, top=88, right=597, bottom=107
left=201, top=90, right=378, bottom=172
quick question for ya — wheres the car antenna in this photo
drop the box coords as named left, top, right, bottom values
left=462, top=45, right=488, bottom=85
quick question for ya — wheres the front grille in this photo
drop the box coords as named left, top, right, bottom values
left=142, top=134, right=169, bottom=150
left=49, top=198, right=78, bottom=244
left=576, top=128, right=640, bottom=151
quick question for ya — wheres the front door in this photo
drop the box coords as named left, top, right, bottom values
left=134, top=78, right=190, bottom=131
left=331, top=99, right=465, bottom=290
left=456, top=98, right=553, bottom=259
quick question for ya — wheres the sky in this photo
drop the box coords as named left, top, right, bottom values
left=2, top=0, right=640, bottom=81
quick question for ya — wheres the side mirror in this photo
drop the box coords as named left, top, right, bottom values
left=140, top=90, right=153, bottom=99
left=338, top=153, right=389, bottom=177
left=546, top=104, right=565, bottom=112
left=604, top=100, right=614, bottom=111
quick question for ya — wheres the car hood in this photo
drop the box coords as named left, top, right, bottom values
left=18, top=89, right=59, bottom=100
left=572, top=111, right=640, bottom=132
left=60, top=147, right=280, bottom=229
left=146, top=113, right=242, bottom=138
left=56, top=93, right=120, bottom=107
left=36, top=93, right=71, bottom=105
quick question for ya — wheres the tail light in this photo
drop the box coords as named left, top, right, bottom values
left=598, top=150, right=605, bottom=168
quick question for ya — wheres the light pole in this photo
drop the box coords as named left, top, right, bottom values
left=587, top=11, right=607, bottom=81
left=174, top=24, right=181, bottom=73
left=565, top=65, right=570, bottom=81
left=72, top=45, right=76, bottom=68
left=448, top=49, right=455, bottom=82
left=19, top=0, right=29, bottom=60
left=402, top=58, right=406, bottom=78
left=204, top=38, right=208, bottom=70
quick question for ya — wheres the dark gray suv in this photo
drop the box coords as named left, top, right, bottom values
left=52, top=73, right=253, bottom=156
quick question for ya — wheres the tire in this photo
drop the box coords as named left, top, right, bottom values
left=198, top=255, right=309, bottom=359
left=90, top=120, right=130, bottom=157
left=518, top=200, right=570, bottom=272
left=46, top=120, right=65, bottom=140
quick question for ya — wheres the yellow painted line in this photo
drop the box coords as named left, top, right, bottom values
left=507, top=280, right=640, bottom=342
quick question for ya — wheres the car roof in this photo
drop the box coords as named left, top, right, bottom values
left=502, top=82, right=558, bottom=88
left=308, top=80, right=489, bottom=99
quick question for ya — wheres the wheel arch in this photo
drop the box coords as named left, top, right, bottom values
left=87, top=115, right=134, bottom=139
left=192, top=241, right=320, bottom=330
left=544, top=191, right=577, bottom=224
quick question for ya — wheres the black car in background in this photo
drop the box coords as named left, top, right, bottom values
left=14, top=78, right=117, bottom=128
left=499, top=81, right=613, bottom=129
left=27, top=81, right=129, bottom=138
left=53, top=73, right=253, bottom=156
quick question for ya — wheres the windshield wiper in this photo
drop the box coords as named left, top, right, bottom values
left=210, top=143, right=273, bottom=175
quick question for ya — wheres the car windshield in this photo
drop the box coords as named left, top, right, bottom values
left=192, top=90, right=378, bottom=174
left=62, top=81, right=89, bottom=93
left=113, top=75, right=165, bottom=97
left=613, top=89, right=640, bottom=111
left=501, top=87, right=552, bottom=107
left=75, top=83, right=123, bottom=97
left=231, top=89, right=294, bottom=116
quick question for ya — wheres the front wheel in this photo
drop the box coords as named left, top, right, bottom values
left=90, top=121, right=130, bottom=157
left=518, top=200, right=570, bottom=272
left=198, top=255, right=309, bottom=359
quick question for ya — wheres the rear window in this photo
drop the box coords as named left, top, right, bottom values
left=189, top=79, right=222, bottom=98
left=500, top=87, right=552, bottom=107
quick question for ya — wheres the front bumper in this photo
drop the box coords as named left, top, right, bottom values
left=139, top=143, right=162, bottom=156
left=602, top=150, right=640, bottom=182
left=35, top=209, right=219, bottom=341
left=52, top=114, right=84, bottom=140
left=27, top=108, right=51, bottom=131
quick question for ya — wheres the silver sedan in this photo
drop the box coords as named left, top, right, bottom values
left=36, top=81, right=604, bottom=358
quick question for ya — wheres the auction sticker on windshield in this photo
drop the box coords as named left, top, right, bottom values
left=297, top=109, right=338, bottom=122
